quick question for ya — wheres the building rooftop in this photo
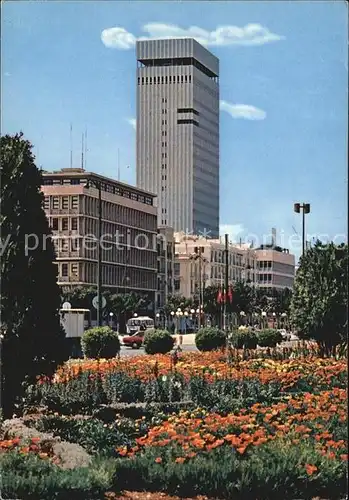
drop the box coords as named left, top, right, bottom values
left=42, top=168, right=157, bottom=198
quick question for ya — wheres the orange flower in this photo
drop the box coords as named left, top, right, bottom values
left=155, top=457, right=162, bottom=463
left=305, top=464, right=318, bottom=475
left=175, top=457, right=186, bottom=463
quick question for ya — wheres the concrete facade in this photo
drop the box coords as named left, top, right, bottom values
left=156, top=226, right=175, bottom=310
left=255, top=246, right=295, bottom=291
left=174, top=233, right=257, bottom=299
left=136, top=38, right=220, bottom=238
left=41, top=168, right=158, bottom=302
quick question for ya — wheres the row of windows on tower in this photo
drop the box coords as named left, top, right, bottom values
left=138, top=75, right=192, bottom=85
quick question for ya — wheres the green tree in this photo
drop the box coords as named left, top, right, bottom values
left=61, top=287, right=149, bottom=332
left=162, top=294, right=194, bottom=316
left=0, top=133, right=66, bottom=417
left=290, top=241, right=348, bottom=354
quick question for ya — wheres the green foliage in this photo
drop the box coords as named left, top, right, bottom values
left=0, top=451, right=116, bottom=499
left=257, top=328, right=282, bottom=347
left=81, top=327, right=120, bottom=359
left=113, top=438, right=347, bottom=499
left=290, top=241, right=348, bottom=352
left=143, top=329, right=175, bottom=354
left=230, top=328, right=258, bottom=349
left=33, top=415, right=141, bottom=456
left=0, top=133, right=66, bottom=418
left=195, top=327, right=226, bottom=351
left=162, top=295, right=194, bottom=317
left=61, top=287, right=149, bottom=332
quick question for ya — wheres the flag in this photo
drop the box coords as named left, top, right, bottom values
left=217, top=287, right=222, bottom=304
left=228, top=286, right=233, bottom=303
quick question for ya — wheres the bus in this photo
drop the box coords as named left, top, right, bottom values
left=126, top=316, right=154, bottom=335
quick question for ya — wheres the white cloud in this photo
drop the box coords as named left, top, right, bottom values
left=126, top=118, right=136, bottom=130
left=220, top=224, right=245, bottom=243
left=101, top=23, right=284, bottom=49
left=220, top=100, right=266, bottom=120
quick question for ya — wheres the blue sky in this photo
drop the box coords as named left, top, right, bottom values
left=2, top=1, right=348, bottom=260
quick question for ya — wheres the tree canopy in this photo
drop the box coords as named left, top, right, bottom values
left=290, top=240, right=348, bottom=352
left=0, top=133, right=66, bottom=417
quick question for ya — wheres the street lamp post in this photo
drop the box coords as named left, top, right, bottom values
left=294, top=203, right=311, bottom=256
left=261, top=311, right=267, bottom=329
left=109, top=312, right=114, bottom=328
left=85, top=179, right=103, bottom=326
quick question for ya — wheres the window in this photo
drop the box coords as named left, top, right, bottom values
left=169, top=76, right=172, bottom=83
left=44, top=197, right=50, bottom=210
left=52, top=197, right=60, bottom=209
left=61, top=263, right=68, bottom=277
left=181, top=75, right=184, bottom=82
left=71, top=218, right=78, bottom=230
left=149, top=77, right=152, bottom=84
left=71, top=196, right=78, bottom=209
left=138, top=77, right=140, bottom=85
left=142, top=77, right=144, bottom=84
left=62, top=197, right=69, bottom=209
left=165, top=76, right=168, bottom=84
left=178, top=108, right=199, bottom=115
left=130, top=193, right=138, bottom=201
left=51, top=218, right=59, bottom=231
left=71, top=263, right=78, bottom=276
left=158, top=76, right=160, bottom=84
left=71, top=178, right=80, bottom=185
left=185, top=75, right=188, bottom=82
left=62, top=218, right=69, bottom=230
left=189, top=75, right=192, bottom=83
left=61, top=239, right=69, bottom=252
left=146, top=77, right=148, bottom=84
left=43, top=178, right=53, bottom=185
left=161, top=76, right=164, bottom=84
left=177, top=119, right=199, bottom=126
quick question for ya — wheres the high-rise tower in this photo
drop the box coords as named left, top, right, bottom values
left=136, top=38, right=219, bottom=238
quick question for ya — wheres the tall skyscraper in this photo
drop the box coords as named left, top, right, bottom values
left=136, top=38, right=220, bottom=238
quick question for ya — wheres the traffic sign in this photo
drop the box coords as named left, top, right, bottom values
left=62, top=302, right=72, bottom=310
left=92, top=295, right=106, bottom=310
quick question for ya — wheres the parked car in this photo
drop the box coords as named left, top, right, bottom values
left=122, top=330, right=146, bottom=349
left=278, top=329, right=291, bottom=341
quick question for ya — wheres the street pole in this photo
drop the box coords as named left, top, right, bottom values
left=302, top=207, right=305, bottom=257
left=223, top=233, right=229, bottom=332
left=198, top=252, right=202, bottom=329
left=294, top=203, right=310, bottom=257
left=97, top=185, right=102, bottom=326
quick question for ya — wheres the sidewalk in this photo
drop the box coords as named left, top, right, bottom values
left=172, top=333, right=196, bottom=346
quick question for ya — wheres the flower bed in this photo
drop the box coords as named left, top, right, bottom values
left=3, top=350, right=348, bottom=499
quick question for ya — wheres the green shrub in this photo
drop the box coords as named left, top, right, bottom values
left=230, top=328, right=258, bottom=349
left=81, top=327, right=120, bottom=359
left=195, top=327, right=226, bottom=352
left=257, top=328, right=283, bottom=347
left=0, top=451, right=116, bottom=499
left=113, top=438, right=347, bottom=499
left=143, top=329, right=174, bottom=354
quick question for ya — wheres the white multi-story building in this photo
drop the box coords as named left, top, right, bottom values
left=136, top=38, right=220, bottom=238
left=174, top=233, right=257, bottom=299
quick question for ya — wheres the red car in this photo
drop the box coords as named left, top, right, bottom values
left=122, top=330, right=145, bottom=349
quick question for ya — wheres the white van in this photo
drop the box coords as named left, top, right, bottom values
left=126, top=316, right=154, bottom=335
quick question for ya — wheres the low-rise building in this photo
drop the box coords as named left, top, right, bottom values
left=41, top=168, right=158, bottom=305
left=174, top=233, right=257, bottom=299
left=255, top=245, right=295, bottom=292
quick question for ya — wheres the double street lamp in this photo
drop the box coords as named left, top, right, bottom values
left=294, top=203, right=311, bottom=256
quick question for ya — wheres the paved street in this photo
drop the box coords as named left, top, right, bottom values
left=119, top=338, right=300, bottom=357
left=120, top=344, right=197, bottom=357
